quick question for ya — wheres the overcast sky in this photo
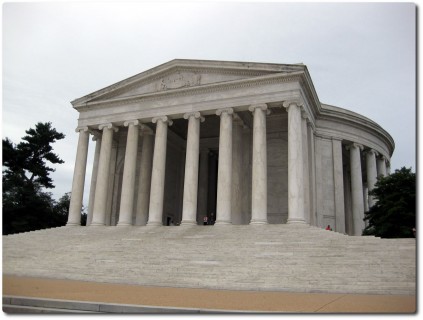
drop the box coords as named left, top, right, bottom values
left=2, top=2, right=416, bottom=204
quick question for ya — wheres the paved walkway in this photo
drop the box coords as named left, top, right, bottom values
left=2, top=275, right=416, bottom=313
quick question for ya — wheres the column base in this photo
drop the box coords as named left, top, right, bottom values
left=287, top=218, right=307, bottom=225
left=89, top=222, right=106, bottom=226
left=116, top=222, right=132, bottom=227
left=180, top=220, right=197, bottom=226
left=214, top=220, right=232, bottom=225
left=249, top=219, right=268, bottom=225
left=66, top=222, right=80, bottom=227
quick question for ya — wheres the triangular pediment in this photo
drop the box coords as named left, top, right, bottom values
left=72, top=59, right=306, bottom=106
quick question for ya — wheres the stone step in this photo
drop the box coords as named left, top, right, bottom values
left=3, top=225, right=415, bottom=295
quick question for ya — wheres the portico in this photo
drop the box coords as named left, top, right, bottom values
left=67, top=59, right=394, bottom=236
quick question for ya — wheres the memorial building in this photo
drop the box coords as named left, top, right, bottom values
left=66, top=59, right=394, bottom=236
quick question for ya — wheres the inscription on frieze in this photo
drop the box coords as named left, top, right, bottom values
left=157, top=71, right=202, bottom=91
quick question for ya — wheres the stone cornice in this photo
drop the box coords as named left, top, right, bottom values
left=317, top=104, right=395, bottom=156
left=314, top=128, right=390, bottom=160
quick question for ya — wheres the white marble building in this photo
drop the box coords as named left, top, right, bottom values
left=67, top=59, right=393, bottom=236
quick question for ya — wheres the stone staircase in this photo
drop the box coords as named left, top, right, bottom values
left=2, top=224, right=416, bottom=295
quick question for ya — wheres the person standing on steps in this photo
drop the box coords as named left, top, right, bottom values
left=203, top=216, right=208, bottom=225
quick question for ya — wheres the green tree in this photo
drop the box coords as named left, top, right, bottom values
left=3, top=122, right=66, bottom=235
left=363, top=167, right=416, bottom=238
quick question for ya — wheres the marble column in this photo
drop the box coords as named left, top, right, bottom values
left=377, top=156, right=387, bottom=177
left=365, top=149, right=378, bottom=208
left=332, top=138, right=345, bottom=233
left=147, top=116, right=172, bottom=226
left=249, top=104, right=269, bottom=225
left=91, top=123, right=118, bottom=226
left=231, top=114, right=244, bottom=225
left=106, top=142, right=118, bottom=226
left=197, top=148, right=209, bottom=224
left=87, top=134, right=101, bottom=226
left=347, top=143, right=365, bottom=236
left=135, top=126, right=154, bottom=226
left=301, top=113, right=310, bottom=225
left=181, top=112, right=204, bottom=225
left=215, top=108, right=233, bottom=225
left=307, top=122, right=317, bottom=226
left=67, top=126, right=90, bottom=226
left=283, top=100, right=306, bottom=224
left=117, top=120, right=140, bottom=226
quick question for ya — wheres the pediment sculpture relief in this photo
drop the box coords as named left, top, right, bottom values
left=157, top=71, right=202, bottom=91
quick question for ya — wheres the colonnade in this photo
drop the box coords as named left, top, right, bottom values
left=346, top=144, right=389, bottom=235
left=67, top=101, right=309, bottom=227
left=67, top=100, right=390, bottom=235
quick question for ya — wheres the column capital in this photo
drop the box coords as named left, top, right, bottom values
left=364, top=148, right=379, bottom=157
left=152, top=116, right=173, bottom=126
left=75, top=126, right=89, bottom=133
left=378, top=154, right=388, bottom=163
left=98, top=123, right=119, bottom=132
left=282, top=99, right=304, bottom=110
left=124, top=119, right=140, bottom=127
left=140, top=124, right=154, bottom=135
left=346, top=142, right=364, bottom=151
left=248, top=103, right=270, bottom=114
left=216, top=108, right=234, bottom=117
left=183, top=111, right=205, bottom=122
